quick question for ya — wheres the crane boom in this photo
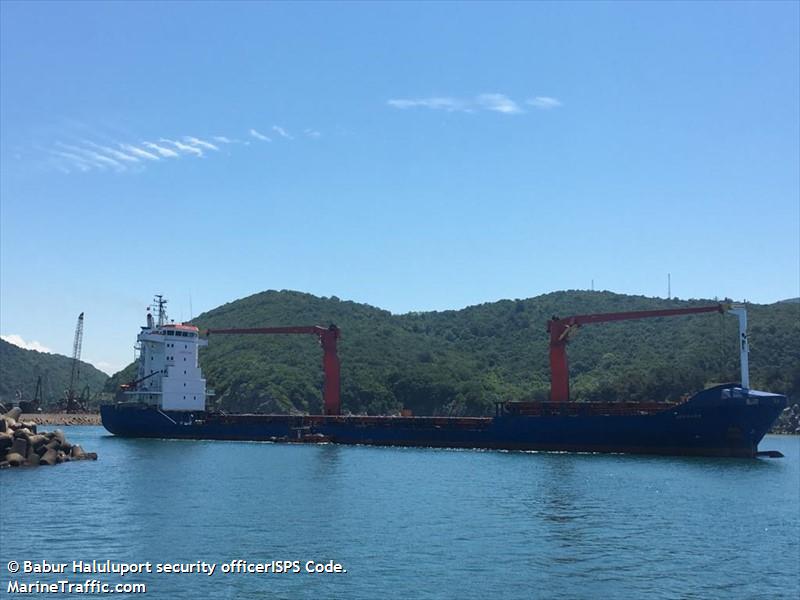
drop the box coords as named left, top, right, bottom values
left=547, top=304, right=732, bottom=402
left=205, top=325, right=341, bottom=415
left=65, top=312, right=85, bottom=412
left=68, top=313, right=84, bottom=397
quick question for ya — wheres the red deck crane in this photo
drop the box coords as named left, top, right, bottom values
left=548, top=304, right=730, bottom=402
left=204, top=325, right=341, bottom=415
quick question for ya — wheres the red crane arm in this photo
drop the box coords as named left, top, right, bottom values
left=548, top=304, right=726, bottom=402
left=204, top=325, right=341, bottom=415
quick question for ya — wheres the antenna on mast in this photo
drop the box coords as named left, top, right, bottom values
left=153, top=295, right=168, bottom=327
left=667, top=273, right=671, bottom=299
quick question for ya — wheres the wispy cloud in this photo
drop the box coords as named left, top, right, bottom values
left=272, top=125, right=293, bottom=140
left=56, top=143, right=125, bottom=171
left=388, top=93, right=560, bottom=115
left=50, top=140, right=165, bottom=171
left=160, top=138, right=204, bottom=157
left=387, top=97, right=467, bottom=112
left=1, top=334, right=52, bottom=353
left=83, top=141, right=140, bottom=163
left=476, top=93, right=522, bottom=114
left=40, top=124, right=320, bottom=174
left=184, top=136, right=219, bottom=151
left=527, top=96, right=562, bottom=109
left=50, top=150, right=93, bottom=172
left=142, top=142, right=179, bottom=158
left=122, top=144, right=161, bottom=160
left=249, top=128, right=271, bottom=142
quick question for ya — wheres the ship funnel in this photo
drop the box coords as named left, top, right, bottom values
left=727, top=305, right=750, bottom=389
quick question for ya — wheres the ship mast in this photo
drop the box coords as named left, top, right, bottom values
left=154, top=295, right=168, bottom=327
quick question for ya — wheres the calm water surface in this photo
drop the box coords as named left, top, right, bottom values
left=1, top=428, right=798, bottom=599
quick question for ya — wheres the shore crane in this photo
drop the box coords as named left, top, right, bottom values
left=63, top=312, right=86, bottom=413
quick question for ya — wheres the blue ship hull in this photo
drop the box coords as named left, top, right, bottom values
left=101, top=384, right=786, bottom=458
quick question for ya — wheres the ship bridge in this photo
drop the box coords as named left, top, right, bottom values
left=126, top=297, right=208, bottom=411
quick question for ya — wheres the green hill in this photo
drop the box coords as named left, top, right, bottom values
left=106, top=290, right=799, bottom=416
left=0, top=339, right=109, bottom=408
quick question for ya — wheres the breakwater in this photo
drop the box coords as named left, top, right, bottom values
left=0, top=408, right=97, bottom=468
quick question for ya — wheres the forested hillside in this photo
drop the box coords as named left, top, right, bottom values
left=106, top=290, right=799, bottom=416
left=0, top=339, right=109, bottom=407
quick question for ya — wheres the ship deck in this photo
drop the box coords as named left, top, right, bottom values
left=200, top=399, right=680, bottom=428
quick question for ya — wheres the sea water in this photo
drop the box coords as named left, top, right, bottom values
left=1, top=428, right=798, bottom=599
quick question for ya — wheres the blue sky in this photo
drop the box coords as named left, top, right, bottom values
left=1, top=1, right=798, bottom=374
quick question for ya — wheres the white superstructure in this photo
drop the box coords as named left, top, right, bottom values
left=126, top=296, right=208, bottom=411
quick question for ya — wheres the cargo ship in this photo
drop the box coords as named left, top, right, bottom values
left=101, top=296, right=787, bottom=458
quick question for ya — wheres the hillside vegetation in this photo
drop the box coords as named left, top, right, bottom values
left=0, top=339, right=109, bottom=407
left=106, top=290, right=799, bottom=416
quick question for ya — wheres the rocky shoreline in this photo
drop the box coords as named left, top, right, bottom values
left=771, top=402, right=800, bottom=435
left=20, top=413, right=101, bottom=426
left=0, top=408, right=98, bottom=469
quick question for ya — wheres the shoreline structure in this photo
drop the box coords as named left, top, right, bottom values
left=1, top=408, right=97, bottom=468
left=20, top=413, right=101, bottom=426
